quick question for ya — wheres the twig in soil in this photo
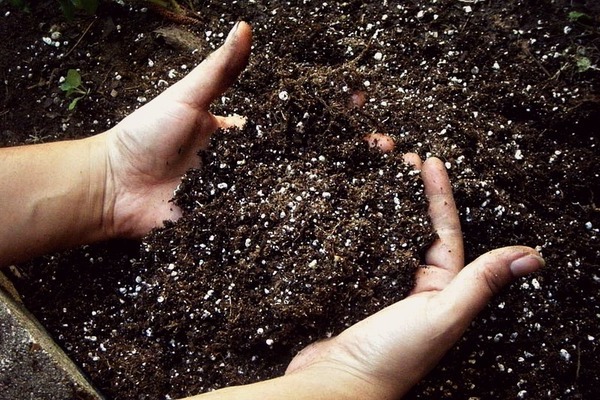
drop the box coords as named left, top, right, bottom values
left=520, top=41, right=553, bottom=79
left=26, top=69, right=59, bottom=90
left=63, top=18, right=97, bottom=59
left=228, top=297, right=241, bottom=324
left=147, top=2, right=202, bottom=26
left=98, top=67, right=114, bottom=92
left=460, top=15, right=472, bottom=33
left=550, top=62, right=570, bottom=81
left=576, top=339, right=582, bottom=381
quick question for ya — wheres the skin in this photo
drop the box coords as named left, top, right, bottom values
left=0, top=22, right=252, bottom=265
left=349, top=91, right=366, bottom=108
left=364, top=132, right=396, bottom=153
left=0, top=22, right=544, bottom=399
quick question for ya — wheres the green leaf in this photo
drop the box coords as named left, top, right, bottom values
left=59, top=83, right=74, bottom=93
left=568, top=11, right=585, bottom=21
left=576, top=56, right=592, bottom=72
left=60, top=69, right=87, bottom=109
left=568, top=11, right=592, bottom=23
left=68, top=97, right=81, bottom=111
left=60, top=69, right=82, bottom=92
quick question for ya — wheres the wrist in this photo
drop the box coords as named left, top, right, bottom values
left=82, top=133, right=117, bottom=241
left=287, top=363, right=396, bottom=400
left=185, top=364, right=395, bottom=400
left=286, top=336, right=414, bottom=400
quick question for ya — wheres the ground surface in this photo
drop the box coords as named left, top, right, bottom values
left=1, top=0, right=600, bottom=399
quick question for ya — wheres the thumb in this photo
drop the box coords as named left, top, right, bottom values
left=164, top=21, right=252, bottom=109
left=437, top=246, right=545, bottom=327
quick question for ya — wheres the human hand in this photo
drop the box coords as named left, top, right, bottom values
left=101, top=22, right=252, bottom=238
left=284, top=155, right=545, bottom=399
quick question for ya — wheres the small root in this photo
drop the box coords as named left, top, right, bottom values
left=148, top=3, right=202, bottom=26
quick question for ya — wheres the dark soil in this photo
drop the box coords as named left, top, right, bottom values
left=1, top=1, right=600, bottom=399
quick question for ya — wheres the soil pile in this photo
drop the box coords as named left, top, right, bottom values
left=1, top=0, right=599, bottom=399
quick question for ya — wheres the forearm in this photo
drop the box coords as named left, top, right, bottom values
left=181, top=366, right=397, bottom=400
left=0, top=134, right=111, bottom=267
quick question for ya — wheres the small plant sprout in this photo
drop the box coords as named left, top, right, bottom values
left=576, top=56, right=592, bottom=72
left=574, top=47, right=599, bottom=73
left=568, top=11, right=593, bottom=24
left=57, top=0, right=98, bottom=19
left=59, top=69, right=89, bottom=110
left=574, top=56, right=600, bottom=73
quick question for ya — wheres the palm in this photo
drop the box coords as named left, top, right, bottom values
left=286, top=157, right=543, bottom=398
left=101, top=22, right=252, bottom=238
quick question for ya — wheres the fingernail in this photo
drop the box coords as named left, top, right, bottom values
left=509, top=254, right=545, bottom=278
left=226, top=21, right=240, bottom=43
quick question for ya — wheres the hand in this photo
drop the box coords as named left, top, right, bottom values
left=284, top=155, right=545, bottom=399
left=101, top=22, right=253, bottom=238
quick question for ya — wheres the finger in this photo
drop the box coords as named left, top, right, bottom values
left=412, top=158, right=463, bottom=293
left=164, top=21, right=253, bottom=109
left=215, top=114, right=248, bottom=130
left=402, top=152, right=422, bottom=169
left=422, top=157, right=463, bottom=271
left=435, top=246, right=544, bottom=328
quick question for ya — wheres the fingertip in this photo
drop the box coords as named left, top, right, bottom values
left=239, top=21, right=253, bottom=41
left=422, top=156, right=444, bottom=169
left=402, top=153, right=422, bottom=169
left=215, top=20, right=253, bottom=86
left=167, top=21, right=253, bottom=109
left=215, top=114, right=248, bottom=130
left=440, top=246, right=543, bottom=321
left=364, top=133, right=395, bottom=153
left=509, top=252, right=545, bottom=278
left=226, top=21, right=253, bottom=52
